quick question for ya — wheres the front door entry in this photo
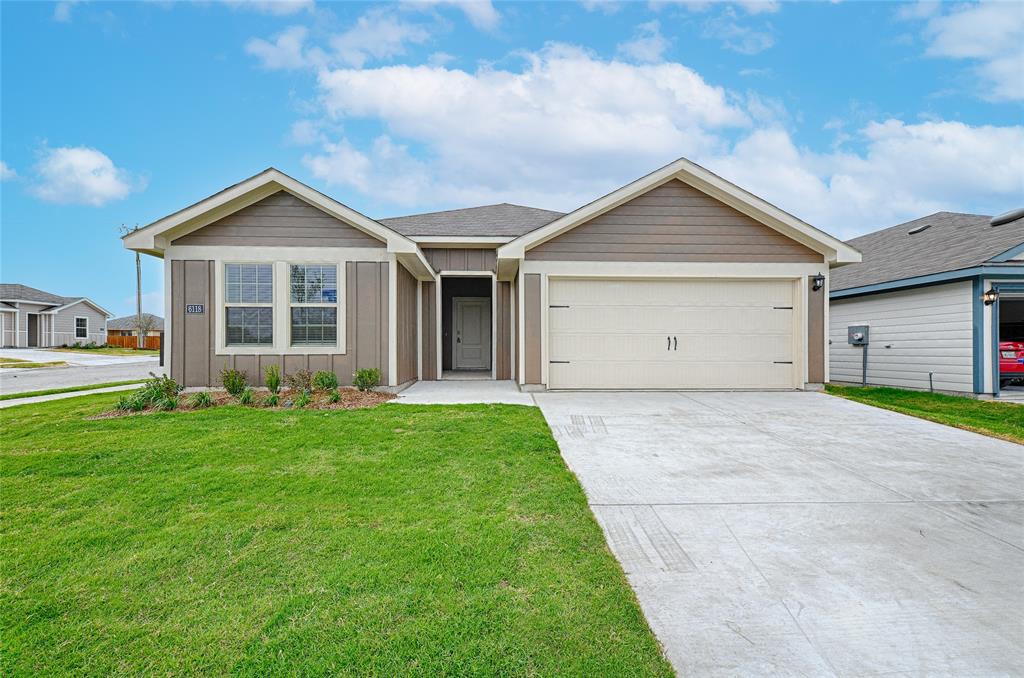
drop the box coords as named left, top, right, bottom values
left=453, top=297, right=491, bottom=370
left=27, top=314, right=39, bottom=347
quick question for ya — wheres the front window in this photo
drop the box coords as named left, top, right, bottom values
left=290, top=264, right=338, bottom=346
left=75, top=317, right=88, bottom=338
left=225, top=263, right=273, bottom=346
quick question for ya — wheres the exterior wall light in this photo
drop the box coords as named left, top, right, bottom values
left=982, top=288, right=999, bottom=306
left=812, top=273, right=825, bottom=291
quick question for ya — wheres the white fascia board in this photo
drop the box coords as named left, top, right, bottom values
left=497, top=157, right=861, bottom=265
left=410, top=236, right=514, bottom=246
left=48, top=297, right=113, bottom=317
left=122, top=168, right=420, bottom=258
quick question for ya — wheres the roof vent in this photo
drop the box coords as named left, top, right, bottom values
left=990, top=207, right=1024, bottom=227
left=907, top=223, right=932, bottom=235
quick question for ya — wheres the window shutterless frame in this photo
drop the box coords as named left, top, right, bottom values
left=223, top=262, right=274, bottom=346
left=288, top=263, right=340, bottom=348
left=74, top=316, right=88, bottom=339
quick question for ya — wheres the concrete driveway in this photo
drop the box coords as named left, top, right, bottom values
left=535, top=391, right=1023, bottom=677
left=0, top=348, right=162, bottom=395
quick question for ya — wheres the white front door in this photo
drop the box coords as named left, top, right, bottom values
left=548, top=278, right=797, bottom=389
left=454, top=297, right=491, bottom=370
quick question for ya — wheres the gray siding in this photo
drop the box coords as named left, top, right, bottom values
left=53, top=302, right=108, bottom=346
left=1, top=310, right=14, bottom=347
left=829, top=281, right=974, bottom=393
left=423, top=248, right=497, bottom=273
left=172, top=191, right=385, bottom=248
left=171, top=259, right=390, bottom=388
left=496, top=281, right=512, bottom=380
left=808, top=279, right=825, bottom=383
left=527, top=179, right=823, bottom=263
left=396, top=263, right=418, bottom=385
left=523, top=274, right=542, bottom=384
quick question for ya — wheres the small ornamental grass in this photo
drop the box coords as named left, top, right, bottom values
left=219, top=368, right=248, bottom=397
left=263, top=393, right=280, bottom=407
left=293, top=392, right=312, bottom=408
left=188, top=391, right=214, bottom=409
left=264, top=364, right=282, bottom=394
left=238, top=388, right=255, bottom=405
left=327, top=389, right=341, bottom=404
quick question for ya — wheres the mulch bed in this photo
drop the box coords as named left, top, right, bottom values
left=89, top=387, right=395, bottom=419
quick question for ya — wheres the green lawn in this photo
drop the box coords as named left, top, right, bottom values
left=48, top=346, right=160, bottom=357
left=0, top=395, right=671, bottom=677
left=0, top=357, right=65, bottom=369
left=0, top=380, right=146, bottom=401
left=826, top=384, right=1024, bottom=444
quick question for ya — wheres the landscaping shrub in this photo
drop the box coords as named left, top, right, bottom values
left=263, top=393, right=279, bottom=407
left=188, top=391, right=213, bottom=408
left=238, top=388, right=255, bottom=405
left=264, top=364, right=281, bottom=394
left=158, top=396, right=178, bottom=411
left=114, top=394, right=138, bottom=412
left=138, top=373, right=182, bottom=407
left=312, top=370, right=338, bottom=391
left=293, top=392, right=311, bottom=408
left=327, top=389, right=341, bottom=404
left=285, top=369, right=313, bottom=394
left=353, top=368, right=381, bottom=392
left=219, top=368, right=248, bottom=397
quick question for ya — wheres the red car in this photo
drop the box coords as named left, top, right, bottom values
left=1000, top=341, right=1024, bottom=386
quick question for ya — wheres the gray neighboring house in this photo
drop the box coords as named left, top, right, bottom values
left=123, top=159, right=860, bottom=390
left=0, top=284, right=112, bottom=348
left=829, top=211, right=1024, bottom=397
left=107, top=313, right=164, bottom=338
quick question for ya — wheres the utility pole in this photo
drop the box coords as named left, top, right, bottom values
left=119, top=224, right=144, bottom=348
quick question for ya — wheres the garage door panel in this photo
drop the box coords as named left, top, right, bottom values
left=548, top=278, right=796, bottom=389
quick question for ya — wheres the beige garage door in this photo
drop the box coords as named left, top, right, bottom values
left=548, top=278, right=796, bottom=389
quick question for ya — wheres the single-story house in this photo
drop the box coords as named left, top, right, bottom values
left=122, top=157, right=860, bottom=390
left=107, top=313, right=165, bottom=337
left=829, top=210, right=1024, bottom=397
left=0, top=283, right=112, bottom=348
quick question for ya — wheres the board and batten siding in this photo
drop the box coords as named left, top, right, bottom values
left=527, top=179, right=823, bottom=263
left=523, top=274, right=542, bottom=384
left=396, top=263, right=418, bottom=385
left=171, top=191, right=385, bottom=248
left=420, top=281, right=437, bottom=381
left=829, top=281, right=974, bottom=392
left=422, top=248, right=497, bottom=273
left=171, top=259, right=389, bottom=388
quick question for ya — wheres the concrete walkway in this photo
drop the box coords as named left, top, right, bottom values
left=535, top=391, right=1023, bottom=677
left=0, top=383, right=143, bottom=409
left=396, top=380, right=534, bottom=405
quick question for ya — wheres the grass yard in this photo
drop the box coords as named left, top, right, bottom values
left=826, top=384, right=1024, bottom=444
left=47, top=346, right=160, bottom=357
left=0, top=357, right=65, bottom=369
left=1, top=394, right=671, bottom=677
left=0, top=380, right=146, bottom=401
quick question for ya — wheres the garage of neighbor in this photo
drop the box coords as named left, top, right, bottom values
left=547, top=278, right=797, bottom=389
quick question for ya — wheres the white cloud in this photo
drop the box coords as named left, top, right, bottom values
left=650, top=0, right=779, bottom=14
left=617, top=21, right=670, bottom=63
left=0, top=161, right=16, bottom=181
left=913, top=1, right=1024, bottom=101
left=287, top=119, right=325, bottom=145
left=221, top=0, right=314, bottom=16
left=402, top=0, right=500, bottom=31
left=702, top=9, right=775, bottom=54
left=245, top=25, right=314, bottom=70
left=330, top=9, right=431, bottom=68
left=30, top=146, right=144, bottom=207
left=53, top=0, right=81, bottom=22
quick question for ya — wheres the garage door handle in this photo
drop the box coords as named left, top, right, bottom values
left=667, top=336, right=671, bottom=351
left=674, top=336, right=678, bottom=351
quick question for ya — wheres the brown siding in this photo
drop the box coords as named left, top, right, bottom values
left=396, top=264, right=418, bottom=385
left=170, top=260, right=389, bottom=387
left=808, top=277, right=825, bottom=383
left=523, top=273, right=542, bottom=384
left=511, top=277, right=518, bottom=382
left=423, top=248, right=497, bottom=273
left=496, top=281, right=512, bottom=380
left=420, top=281, right=437, bottom=380
left=527, top=179, right=822, bottom=263
left=172, top=191, right=385, bottom=248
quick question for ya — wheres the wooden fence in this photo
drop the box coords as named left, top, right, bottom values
left=106, top=334, right=161, bottom=350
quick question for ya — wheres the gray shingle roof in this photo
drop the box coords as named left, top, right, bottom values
left=378, top=203, right=564, bottom=237
left=831, top=211, right=1024, bottom=292
left=0, top=283, right=68, bottom=306
left=108, top=313, right=164, bottom=331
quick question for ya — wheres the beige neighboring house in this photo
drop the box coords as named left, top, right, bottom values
left=122, top=158, right=860, bottom=390
left=107, top=313, right=164, bottom=338
left=0, top=284, right=112, bottom=348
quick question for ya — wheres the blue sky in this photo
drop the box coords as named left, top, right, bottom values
left=2, top=0, right=1022, bottom=317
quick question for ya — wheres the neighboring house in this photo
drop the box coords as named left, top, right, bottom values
left=829, top=210, right=1024, bottom=397
left=122, top=158, right=860, bottom=390
left=0, top=284, right=112, bottom=348
left=107, top=313, right=164, bottom=337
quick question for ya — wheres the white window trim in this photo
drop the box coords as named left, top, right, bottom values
left=215, top=258, right=347, bottom=356
left=288, top=263, right=341, bottom=349
left=74, top=315, right=89, bottom=339
left=223, top=262, right=275, bottom=349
